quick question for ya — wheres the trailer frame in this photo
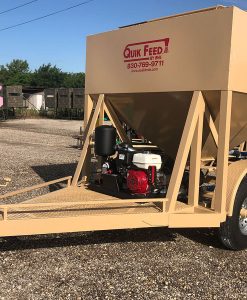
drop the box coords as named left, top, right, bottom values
left=0, top=89, right=246, bottom=238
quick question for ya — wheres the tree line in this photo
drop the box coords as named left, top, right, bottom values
left=0, top=59, right=85, bottom=88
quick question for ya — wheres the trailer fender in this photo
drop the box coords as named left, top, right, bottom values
left=226, top=160, right=247, bottom=216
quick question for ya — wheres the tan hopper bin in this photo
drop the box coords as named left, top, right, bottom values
left=1, top=6, right=247, bottom=250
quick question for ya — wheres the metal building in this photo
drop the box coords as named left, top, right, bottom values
left=57, top=88, right=72, bottom=109
left=6, top=86, right=23, bottom=108
left=44, top=88, right=57, bottom=109
left=72, top=88, right=85, bottom=109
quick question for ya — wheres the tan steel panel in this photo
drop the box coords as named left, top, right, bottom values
left=86, top=7, right=233, bottom=94
left=107, top=92, right=214, bottom=158
left=203, top=91, right=247, bottom=156
left=229, top=7, right=247, bottom=93
left=85, top=6, right=247, bottom=159
left=229, top=92, right=247, bottom=149
left=107, top=90, right=247, bottom=159
left=107, top=92, right=193, bottom=159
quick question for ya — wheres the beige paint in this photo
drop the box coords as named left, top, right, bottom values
left=86, top=7, right=233, bottom=94
left=85, top=6, right=247, bottom=159
left=0, top=6, right=247, bottom=238
left=229, top=7, right=247, bottom=93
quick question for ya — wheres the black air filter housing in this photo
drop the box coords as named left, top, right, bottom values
left=95, top=125, right=117, bottom=156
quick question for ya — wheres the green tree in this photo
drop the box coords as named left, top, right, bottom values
left=0, top=59, right=31, bottom=85
left=63, top=72, right=85, bottom=88
left=31, top=63, right=65, bottom=88
left=0, top=60, right=85, bottom=88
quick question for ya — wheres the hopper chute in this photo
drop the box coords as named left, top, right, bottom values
left=106, top=91, right=247, bottom=159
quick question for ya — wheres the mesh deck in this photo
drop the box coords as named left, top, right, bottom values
left=1, top=187, right=191, bottom=221
left=3, top=187, right=165, bottom=221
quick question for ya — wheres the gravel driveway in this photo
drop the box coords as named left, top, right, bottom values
left=0, top=119, right=246, bottom=300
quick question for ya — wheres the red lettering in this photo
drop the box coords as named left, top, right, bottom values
left=124, top=47, right=130, bottom=58
left=123, top=38, right=170, bottom=64
left=158, top=47, right=163, bottom=54
left=124, top=47, right=142, bottom=59
left=136, top=49, right=141, bottom=57
left=144, top=45, right=149, bottom=56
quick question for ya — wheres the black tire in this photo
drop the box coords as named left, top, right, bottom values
left=219, top=177, right=247, bottom=250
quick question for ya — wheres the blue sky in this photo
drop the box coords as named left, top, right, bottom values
left=0, top=0, right=246, bottom=72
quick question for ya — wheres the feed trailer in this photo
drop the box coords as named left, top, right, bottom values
left=1, top=6, right=247, bottom=250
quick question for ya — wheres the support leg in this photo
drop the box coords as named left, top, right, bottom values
left=188, top=98, right=205, bottom=206
left=167, top=91, right=203, bottom=212
left=214, top=91, right=232, bottom=217
left=97, top=101, right=105, bottom=127
left=72, top=94, right=104, bottom=186
left=84, top=94, right=93, bottom=128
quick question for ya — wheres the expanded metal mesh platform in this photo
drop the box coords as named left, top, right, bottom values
left=1, top=187, right=167, bottom=221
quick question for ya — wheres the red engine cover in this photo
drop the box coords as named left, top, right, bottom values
left=127, top=169, right=149, bottom=194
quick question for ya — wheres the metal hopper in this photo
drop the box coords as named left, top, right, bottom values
left=105, top=91, right=247, bottom=159
left=85, top=6, right=247, bottom=159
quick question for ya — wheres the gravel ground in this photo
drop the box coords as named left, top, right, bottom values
left=0, top=119, right=246, bottom=300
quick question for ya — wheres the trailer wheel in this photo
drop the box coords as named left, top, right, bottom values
left=219, top=177, right=247, bottom=250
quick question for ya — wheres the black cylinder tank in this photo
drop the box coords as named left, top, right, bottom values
left=95, top=125, right=117, bottom=156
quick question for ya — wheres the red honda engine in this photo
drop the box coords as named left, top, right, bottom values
left=127, top=170, right=149, bottom=194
